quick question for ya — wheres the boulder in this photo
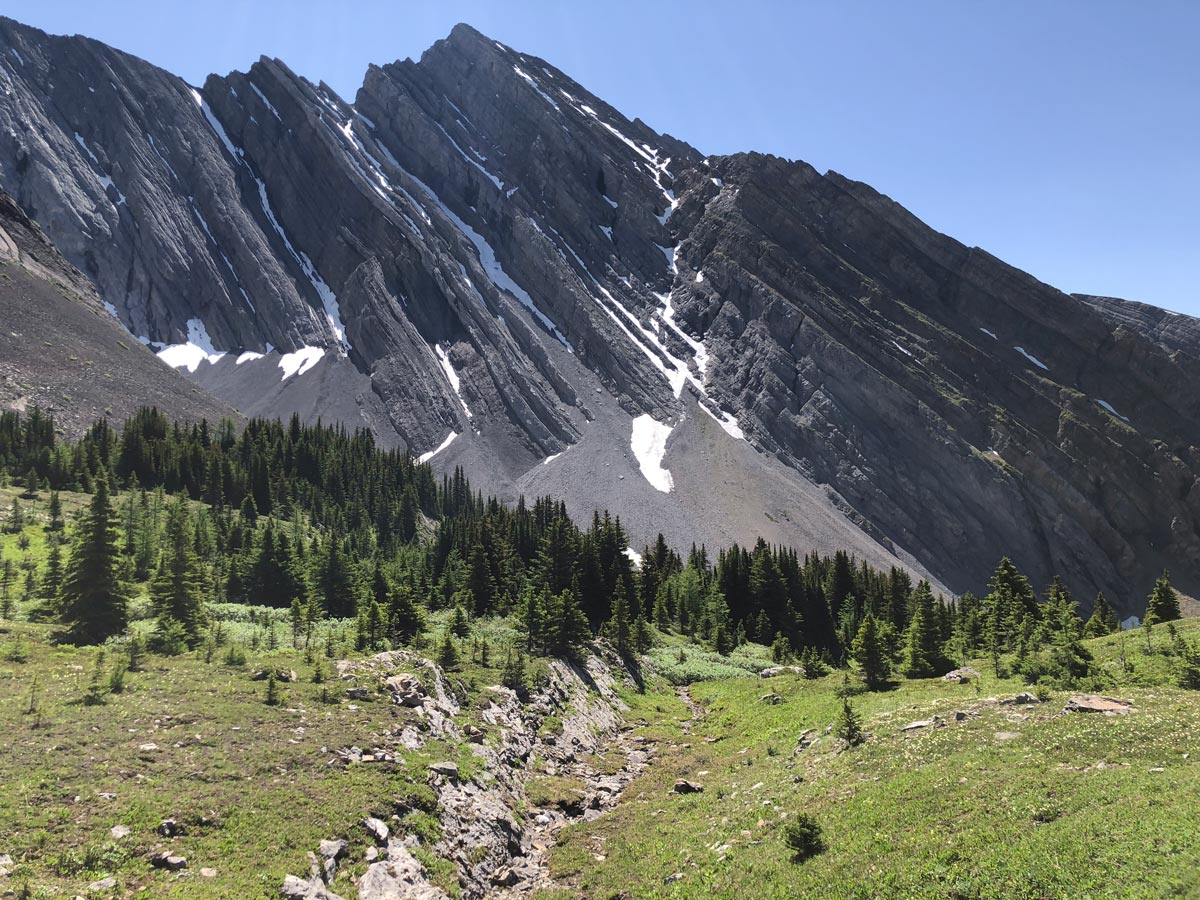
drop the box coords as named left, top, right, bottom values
left=363, top=817, right=389, bottom=845
left=1065, top=695, right=1133, bottom=715
left=943, top=667, right=979, bottom=684
left=428, top=761, right=460, bottom=779
left=758, top=693, right=783, bottom=705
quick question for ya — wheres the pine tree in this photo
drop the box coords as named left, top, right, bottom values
left=549, top=589, right=592, bottom=659
left=1083, top=592, right=1119, bottom=637
left=436, top=632, right=460, bottom=670
left=501, top=648, right=527, bottom=694
left=149, top=497, right=206, bottom=647
left=46, top=490, right=64, bottom=532
left=606, top=591, right=633, bottom=656
left=1145, top=571, right=1182, bottom=624
left=836, top=696, right=864, bottom=747
left=388, top=584, right=426, bottom=646
left=450, top=603, right=471, bottom=638
left=60, top=472, right=128, bottom=644
left=851, top=614, right=891, bottom=689
left=265, top=669, right=282, bottom=706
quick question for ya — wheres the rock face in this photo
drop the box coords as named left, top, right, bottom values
left=0, top=188, right=236, bottom=435
left=0, top=16, right=1198, bottom=611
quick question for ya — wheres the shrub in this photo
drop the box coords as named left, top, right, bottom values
left=782, top=813, right=825, bottom=862
left=149, top=618, right=189, bottom=657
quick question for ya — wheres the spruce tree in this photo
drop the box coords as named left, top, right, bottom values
left=851, top=614, right=890, bottom=689
left=550, top=589, right=591, bottom=659
left=149, top=497, right=206, bottom=647
left=902, top=581, right=946, bottom=677
left=60, top=472, right=127, bottom=644
left=606, top=591, right=633, bottom=656
left=836, top=696, right=864, bottom=747
left=450, top=603, right=471, bottom=638
left=1083, top=592, right=1119, bottom=637
left=1145, top=571, right=1182, bottom=624
left=436, top=632, right=460, bottom=671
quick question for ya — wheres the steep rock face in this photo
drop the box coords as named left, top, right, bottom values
left=0, top=190, right=236, bottom=435
left=0, top=17, right=1197, bottom=612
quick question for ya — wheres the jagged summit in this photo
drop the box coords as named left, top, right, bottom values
left=0, top=15, right=1197, bottom=612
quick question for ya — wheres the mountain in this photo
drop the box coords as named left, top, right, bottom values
left=0, top=17, right=1197, bottom=612
left=0, top=187, right=236, bottom=435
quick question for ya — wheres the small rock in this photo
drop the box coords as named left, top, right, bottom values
left=345, top=687, right=371, bottom=701
left=281, top=874, right=346, bottom=900
left=994, top=731, right=1020, bottom=741
left=670, top=779, right=704, bottom=795
left=150, top=852, right=187, bottom=871
left=943, top=667, right=979, bottom=684
left=758, top=693, right=783, bottom=705
left=199, top=867, right=217, bottom=878
left=317, top=839, right=347, bottom=862
left=137, top=742, right=160, bottom=753
left=110, top=825, right=131, bottom=839
left=364, top=846, right=379, bottom=862
left=664, top=872, right=684, bottom=884
left=428, top=761, right=459, bottom=779
left=900, top=716, right=943, bottom=732
left=363, top=816, right=389, bottom=845
left=87, top=876, right=116, bottom=892
left=158, top=818, right=182, bottom=837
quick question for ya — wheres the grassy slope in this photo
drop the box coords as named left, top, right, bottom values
left=542, top=623, right=1200, bottom=900
left=0, top=486, right=522, bottom=899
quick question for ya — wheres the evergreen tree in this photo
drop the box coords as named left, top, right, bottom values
left=1083, top=592, right=1119, bottom=637
left=851, top=614, right=890, bottom=689
left=606, top=590, right=634, bottom=656
left=60, top=472, right=128, bottom=644
left=1145, top=571, right=1182, bottom=624
left=46, top=490, right=64, bottom=532
left=836, top=696, right=864, bottom=747
left=436, top=632, right=460, bottom=670
left=501, top=648, right=527, bottom=694
left=900, top=582, right=944, bottom=678
left=149, top=497, right=206, bottom=647
left=548, top=589, right=592, bottom=659
left=450, top=603, right=471, bottom=638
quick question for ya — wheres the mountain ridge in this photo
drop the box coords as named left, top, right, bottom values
left=0, top=15, right=1197, bottom=612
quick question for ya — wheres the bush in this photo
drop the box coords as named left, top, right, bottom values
left=149, top=618, right=189, bottom=657
left=223, top=643, right=247, bottom=667
left=782, top=813, right=825, bottom=862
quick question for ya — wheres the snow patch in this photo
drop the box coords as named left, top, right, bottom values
left=698, top=402, right=746, bottom=441
left=542, top=451, right=563, bottom=465
left=249, top=82, right=281, bottom=120
left=512, top=66, right=560, bottom=111
left=435, top=344, right=472, bottom=418
left=236, top=350, right=266, bottom=365
left=417, top=431, right=457, bottom=464
left=979, top=327, right=998, bottom=340
left=404, top=179, right=573, bottom=351
left=1013, top=346, right=1049, bottom=371
left=1097, top=399, right=1131, bottom=424
left=278, top=346, right=324, bottom=380
left=623, top=547, right=643, bottom=568
left=892, top=340, right=913, bottom=357
left=156, top=318, right=226, bottom=373
left=603, top=194, right=618, bottom=208
left=630, top=414, right=674, bottom=493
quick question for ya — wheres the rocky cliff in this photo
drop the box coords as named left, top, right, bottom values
left=0, top=17, right=1197, bottom=612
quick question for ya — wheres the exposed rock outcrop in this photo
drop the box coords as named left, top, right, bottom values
left=0, top=17, right=1197, bottom=611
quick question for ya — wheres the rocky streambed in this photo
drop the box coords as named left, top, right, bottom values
left=281, top=646, right=651, bottom=899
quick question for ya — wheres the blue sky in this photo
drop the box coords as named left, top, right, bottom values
left=11, top=1, right=1198, bottom=314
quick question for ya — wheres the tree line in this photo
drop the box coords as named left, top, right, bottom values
left=0, top=407, right=1186, bottom=685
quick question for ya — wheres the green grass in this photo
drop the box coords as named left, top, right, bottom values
left=0, top=611, right=518, bottom=899
left=541, top=621, right=1200, bottom=899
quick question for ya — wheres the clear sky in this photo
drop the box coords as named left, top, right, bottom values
left=9, top=1, right=1198, bottom=314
